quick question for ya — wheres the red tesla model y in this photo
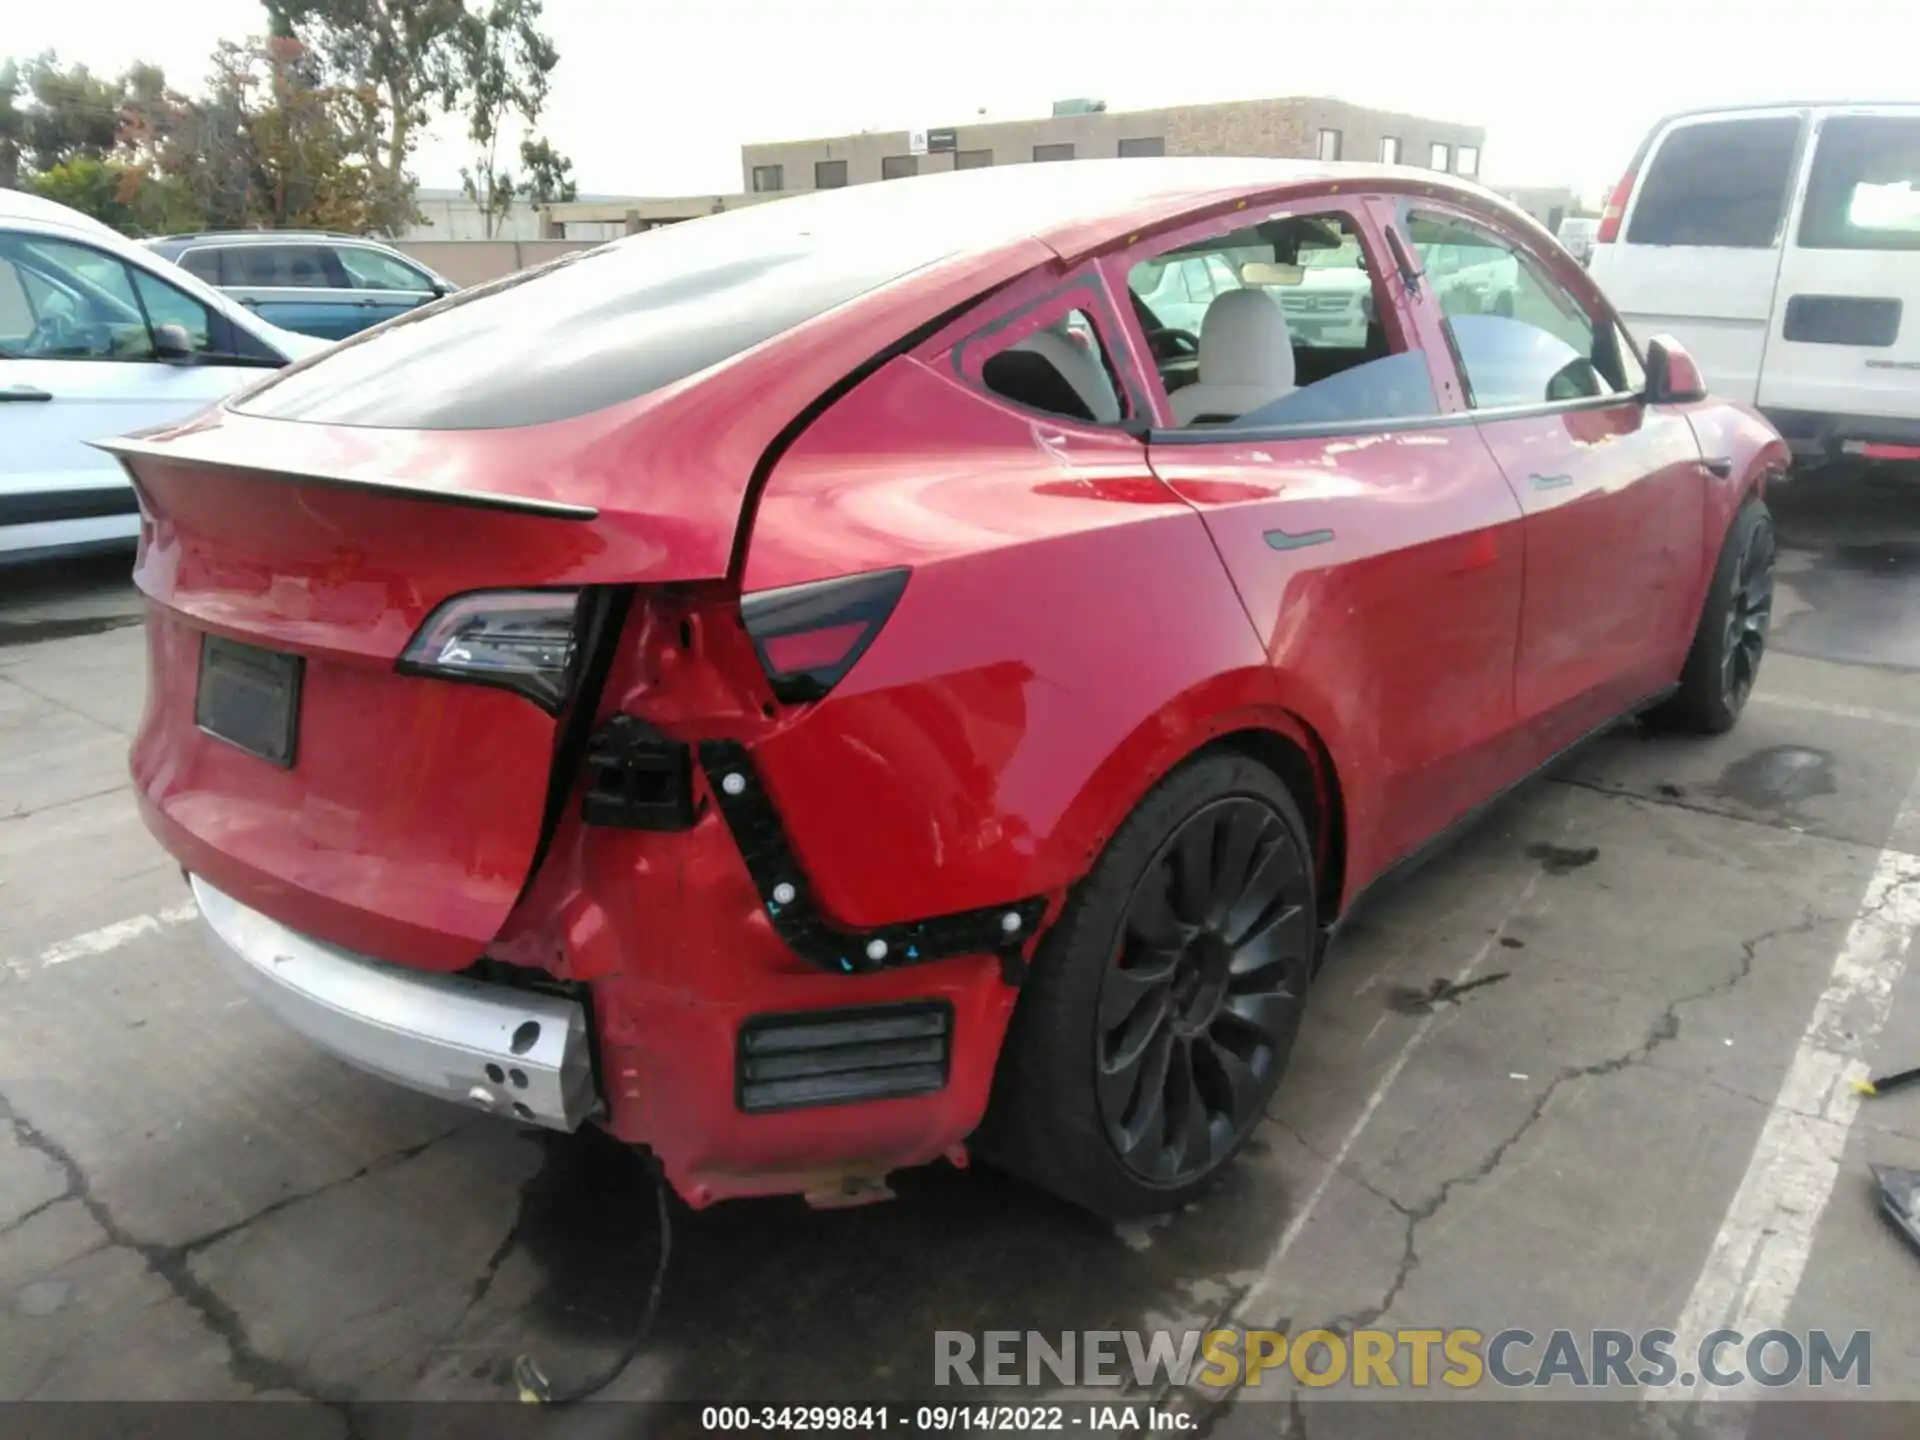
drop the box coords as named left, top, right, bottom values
left=102, top=159, right=1785, bottom=1219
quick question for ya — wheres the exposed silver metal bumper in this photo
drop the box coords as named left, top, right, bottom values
left=191, top=875, right=596, bottom=1130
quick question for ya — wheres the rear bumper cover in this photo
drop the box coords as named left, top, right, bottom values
left=192, top=874, right=597, bottom=1130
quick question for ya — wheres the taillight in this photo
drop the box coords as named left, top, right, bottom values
left=741, top=568, right=910, bottom=704
left=1596, top=167, right=1637, bottom=245
left=398, top=589, right=582, bottom=712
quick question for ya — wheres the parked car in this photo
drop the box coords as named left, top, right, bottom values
left=1, top=192, right=327, bottom=566
left=143, top=232, right=456, bottom=342
left=101, top=159, right=1785, bottom=1219
left=1590, top=102, right=1920, bottom=472
left=1556, top=216, right=1600, bottom=266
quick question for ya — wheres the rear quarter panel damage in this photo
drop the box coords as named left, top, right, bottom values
left=741, top=353, right=1296, bottom=927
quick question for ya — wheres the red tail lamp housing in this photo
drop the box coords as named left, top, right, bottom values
left=741, top=568, right=911, bottom=704
left=1596, top=167, right=1637, bottom=244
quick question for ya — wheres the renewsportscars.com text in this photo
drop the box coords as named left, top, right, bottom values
left=935, top=1328, right=1871, bottom=1390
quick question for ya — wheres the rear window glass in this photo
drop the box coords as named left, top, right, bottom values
left=1798, top=115, right=1920, bottom=252
left=236, top=202, right=959, bottom=430
left=1626, top=117, right=1802, bottom=248
left=179, top=250, right=225, bottom=284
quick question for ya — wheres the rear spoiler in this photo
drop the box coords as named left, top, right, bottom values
left=89, top=436, right=599, bottom=522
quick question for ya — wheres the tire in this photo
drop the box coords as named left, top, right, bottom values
left=1647, top=496, right=1776, bottom=736
left=980, top=752, right=1317, bottom=1219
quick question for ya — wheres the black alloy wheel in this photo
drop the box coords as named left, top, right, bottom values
left=981, top=752, right=1319, bottom=1218
left=1648, top=496, right=1776, bottom=736
left=1720, top=517, right=1776, bottom=713
left=1095, top=796, right=1312, bottom=1186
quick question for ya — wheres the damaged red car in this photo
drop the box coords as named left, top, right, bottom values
left=104, top=159, right=1786, bottom=1219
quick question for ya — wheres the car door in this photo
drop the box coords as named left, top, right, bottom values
left=1108, top=193, right=1531, bottom=883
left=220, top=242, right=364, bottom=340
left=1761, top=107, right=1920, bottom=430
left=330, top=243, right=443, bottom=329
left=1399, top=204, right=1707, bottom=756
left=0, top=231, right=279, bottom=554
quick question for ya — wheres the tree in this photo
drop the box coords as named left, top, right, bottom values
left=265, top=0, right=467, bottom=199
left=518, top=134, right=573, bottom=205
left=0, top=61, right=23, bottom=189
left=16, top=53, right=125, bottom=174
left=454, top=0, right=562, bottom=237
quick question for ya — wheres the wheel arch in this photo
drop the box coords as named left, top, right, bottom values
left=1051, top=695, right=1353, bottom=937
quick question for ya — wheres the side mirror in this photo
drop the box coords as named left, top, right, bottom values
left=1644, top=334, right=1707, bottom=404
left=153, top=323, right=197, bottom=362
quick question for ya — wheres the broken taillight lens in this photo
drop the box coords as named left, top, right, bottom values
left=398, top=589, right=582, bottom=712
left=740, top=568, right=910, bottom=704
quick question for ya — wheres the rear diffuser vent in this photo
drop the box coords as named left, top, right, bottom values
left=736, top=1001, right=952, bottom=1114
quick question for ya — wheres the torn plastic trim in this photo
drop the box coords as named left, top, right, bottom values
left=698, top=739, right=1046, bottom=979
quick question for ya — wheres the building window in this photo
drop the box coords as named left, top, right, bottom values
left=751, top=164, right=783, bottom=193
left=815, top=159, right=848, bottom=189
left=1381, top=136, right=1401, bottom=165
left=955, top=148, right=993, bottom=170
left=1456, top=146, right=1480, bottom=177
left=1430, top=142, right=1451, bottom=170
left=1118, top=136, right=1165, bottom=158
left=882, top=154, right=918, bottom=180
left=1317, top=129, right=1342, bottom=161
left=1033, top=143, right=1075, bottom=163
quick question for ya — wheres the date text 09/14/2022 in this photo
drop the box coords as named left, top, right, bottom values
left=700, top=1405, right=1194, bottom=1432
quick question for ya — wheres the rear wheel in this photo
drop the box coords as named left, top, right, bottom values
left=1648, top=496, right=1775, bottom=735
left=982, top=753, right=1316, bottom=1219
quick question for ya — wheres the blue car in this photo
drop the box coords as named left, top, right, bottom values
left=143, top=232, right=456, bottom=341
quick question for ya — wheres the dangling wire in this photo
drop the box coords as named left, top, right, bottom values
left=514, top=1151, right=674, bottom=1405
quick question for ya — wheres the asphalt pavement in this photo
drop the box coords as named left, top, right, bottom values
left=1, top=467, right=1918, bottom=1437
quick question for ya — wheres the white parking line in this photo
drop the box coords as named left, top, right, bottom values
left=4, top=901, right=197, bottom=979
left=1754, top=692, right=1920, bottom=732
left=1185, top=870, right=1545, bottom=1399
left=1666, top=762, right=1920, bottom=1420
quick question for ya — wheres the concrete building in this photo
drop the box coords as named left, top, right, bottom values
left=738, top=96, right=1486, bottom=196
left=404, top=187, right=665, bottom=242
left=1492, top=184, right=1586, bottom=233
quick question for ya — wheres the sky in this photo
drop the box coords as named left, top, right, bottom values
left=10, top=0, right=1919, bottom=203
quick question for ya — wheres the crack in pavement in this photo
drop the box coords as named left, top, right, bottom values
left=411, top=1167, right=533, bottom=1384
left=0, top=1085, right=471, bottom=1421
left=1549, top=774, right=1920, bottom=861
left=1, top=782, right=131, bottom=824
left=1265, top=1115, right=1413, bottom=1219
left=1304, top=909, right=1833, bottom=1341
left=0, top=1189, right=73, bottom=1242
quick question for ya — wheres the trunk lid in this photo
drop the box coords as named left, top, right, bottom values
left=111, top=419, right=674, bottom=972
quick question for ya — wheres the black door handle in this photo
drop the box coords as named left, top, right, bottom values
left=1529, top=473, right=1574, bottom=490
left=1703, top=456, right=1734, bottom=478
left=0, top=385, right=53, bottom=403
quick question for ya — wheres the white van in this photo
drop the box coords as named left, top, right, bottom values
left=1589, top=102, right=1919, bottom=471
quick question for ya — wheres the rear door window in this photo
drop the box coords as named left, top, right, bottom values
left=231, top=245, right=347, bottom=288
left=1626, top=117, right=1802, bottom=248
left=179, top=249, right=227, bottom=284
left=973, top=303, right=1130, bottom=425
left=1797, top=114, right=1920, bottom=251
left=1121, top=207, right=1437, bottom=431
